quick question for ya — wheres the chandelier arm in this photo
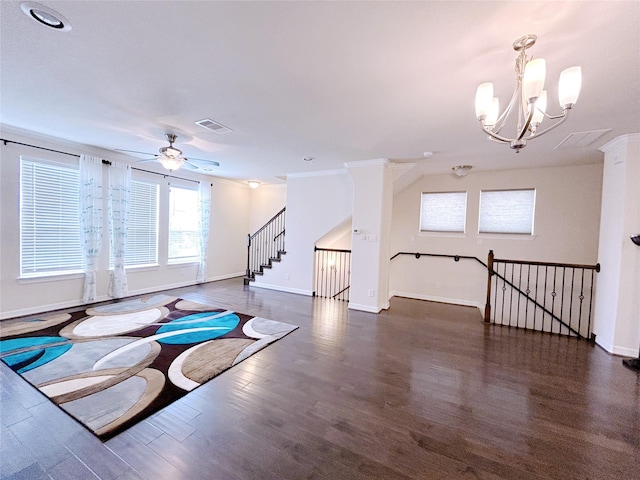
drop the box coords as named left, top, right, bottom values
left=493, top=85, right=521, bottom=134
left=528, top=112, right=569, bottom=139
left=541, top=110, right=569, bottom=121
left=516, top=107, right=535, bottom=141
left=480, top=123, right=512, bottom=143
left=488, top=136, right=509, bottom=144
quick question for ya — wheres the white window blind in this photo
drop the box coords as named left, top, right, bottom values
left=420, top=192, right=467, bottom=233
left=20, top=158, right=83, bottom=276
left=479, top=189, right=536, bottom=234
left=123, top=181, right=159, bottom=266
left=168, top=186, right=200, bottom=264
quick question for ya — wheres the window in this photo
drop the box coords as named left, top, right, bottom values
left=479, top=189, right=536, bottom=234
left=122, top=180, right=159, bottom=267
left=168, top=186, right=200, bottom=264
left=420, top=191, right=467, bottom=233
left=20, top=157, right=83, bottom=277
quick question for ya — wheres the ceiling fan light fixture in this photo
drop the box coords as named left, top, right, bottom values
left=160, top=146, right=182, bottom=158
left=158, top=154, right=185, bottom=171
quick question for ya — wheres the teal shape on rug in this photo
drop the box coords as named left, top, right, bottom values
left=0, top=336, right=72, bottom=374
left=156, top=312, right=239, bottom=344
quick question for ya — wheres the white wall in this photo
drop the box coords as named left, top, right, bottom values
left=248, top=184, right=287, bottom=234
left=0, top=128, right=251, bottom=319
left=253, top=170, right=353, bottom=295
left=346, top=160, right=394, bottom=312
left=593, top=134, right=640, bottom=356
left=389, top=163, right=603, bottom=308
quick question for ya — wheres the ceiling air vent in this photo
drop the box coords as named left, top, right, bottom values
left=554, top=129, right=612, bottom=150
left=195, top=118, right=232, bottom=134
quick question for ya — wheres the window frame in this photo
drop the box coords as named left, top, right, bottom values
left=419, top=191, right=468, bottom=234
left=167, top=184, right=201, bottom=265
left=110, top=178, right=160, bottom=269
left=478, top=188, right=536, bottom=235
left=19, top=156, right=83, bottom=278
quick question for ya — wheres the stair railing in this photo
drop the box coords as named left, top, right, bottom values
left=390, top=250, right=600, bottom=341
left=245, top=207, right=285, bottom=283
left=314, top=247, right=352, bottom=301
left=485, top=250, right=600, bottom=340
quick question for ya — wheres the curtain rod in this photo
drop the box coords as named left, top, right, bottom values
left=1, top=137, right=201, bottom=184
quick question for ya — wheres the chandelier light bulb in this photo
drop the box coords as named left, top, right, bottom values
left=531, top=90, right=547, bottom=126
left=558, top=66, right=582, bottom=108
left=475, top=82, right=494, bottom=119
left=523, top=58, right=546, bottom=102
left=485, top=98, right=500, bottom=128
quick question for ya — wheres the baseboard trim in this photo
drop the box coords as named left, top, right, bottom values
left=347, top=302, right=387, bottom=313
left=0, top=273, right=245, bottom=320
left=595, top=338, right=640, bottom=357
left=390, top=291, right=484, bottom=310
left=249, top=283, right=313, bottom=297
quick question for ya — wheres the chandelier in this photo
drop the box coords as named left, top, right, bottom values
left=475, top=34, right=582, bottom=151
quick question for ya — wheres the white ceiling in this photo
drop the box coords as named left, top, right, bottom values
left=1, top=1, right=639, bottom=185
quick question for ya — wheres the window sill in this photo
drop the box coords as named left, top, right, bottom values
left=18, top=271, right=84, bottom=284
left=167, top=260, right=199, bottom=268
left=110, top=264, right=159, bottom=273
left=418, top=231, right=467, bottom=238
left=477, top=233, right=536, bottom=240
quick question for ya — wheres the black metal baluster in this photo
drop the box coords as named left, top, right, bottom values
left=577, top=268, right=585, bottom=337
left=525, top=264, right=531, bottom=329
left=533, top=265, right=539, bottom=331
left=501, top=262, right=507, bottom=326
left=509, top=263, right=515, bottom=327
left=569, top=268, right=575, bottom=337
left=542, top=266, right=548, bottom=333
left=559, top=267, right=566, bottom=336
left=550, top=267, right=557, bottom=335
left=516, top=263, right=523, bottom=328
left=495, top=262, right=501, bottom=324
left=587, top=269, right=595, bottom=340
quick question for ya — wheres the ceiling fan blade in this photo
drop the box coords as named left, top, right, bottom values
left=186, top=158, right=220, bottom=167
left=184, top=159, right=220, bottom=171
left=115, top=148, right=157, bottom=156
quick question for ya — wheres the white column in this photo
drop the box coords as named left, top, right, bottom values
left=593, top=134, right=640, bottom=356
left=345, top=159, right=393, bottom=313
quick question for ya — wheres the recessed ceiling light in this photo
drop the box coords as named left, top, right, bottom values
left=21, top=2, right=71, bottom=31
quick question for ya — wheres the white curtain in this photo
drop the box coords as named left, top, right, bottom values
left=108, top=162, right=131, bottom=298
left=197, top=182, right=211, bottom=283
left=79, top=155, right=104, bottom=303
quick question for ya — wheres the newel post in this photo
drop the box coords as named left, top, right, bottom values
left=484, top=250, right=494, bottom=322
left=245, top=234, right=251, bottom=278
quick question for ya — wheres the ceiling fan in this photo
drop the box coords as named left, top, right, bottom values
left=117, top=133, right=220, bottom=172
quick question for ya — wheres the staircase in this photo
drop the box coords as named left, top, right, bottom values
left=244, top=207, right=286, bottom=285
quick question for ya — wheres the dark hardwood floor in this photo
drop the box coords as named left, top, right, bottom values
left=1, top=278, right=638, bottom=479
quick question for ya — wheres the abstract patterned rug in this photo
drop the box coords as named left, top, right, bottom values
left=0, top=295, right=298, bottom=440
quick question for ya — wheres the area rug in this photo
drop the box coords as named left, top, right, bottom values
left=0, top=294, right=298, bottom=440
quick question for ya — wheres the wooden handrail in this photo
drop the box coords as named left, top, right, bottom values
left=390, top=251, right=487, bottom=268
left=493, top=257, right=600, bottom=271
left=249, top=207, right=286, bottom=241
left=315, top=247, right=352, bottom=253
